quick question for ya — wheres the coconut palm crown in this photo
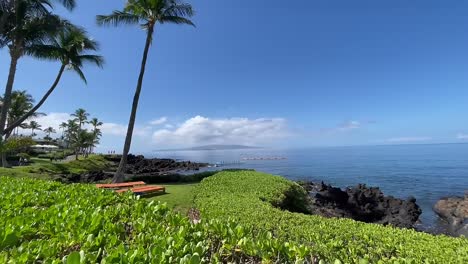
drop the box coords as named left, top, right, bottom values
left=3, top=27, right=103, bottom=136
left=96, top=0, right=195, bottom=30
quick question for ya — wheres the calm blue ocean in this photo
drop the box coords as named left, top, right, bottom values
left=152, top=143, right=468, bottom=231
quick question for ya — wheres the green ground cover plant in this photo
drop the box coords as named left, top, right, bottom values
left=0, top=176, right=320, bottom=263
left=194, top=170, right=468, bottom=263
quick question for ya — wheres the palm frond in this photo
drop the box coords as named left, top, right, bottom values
left=76, top=54, right=104, bottom=68
left=164, top=3, right=194, bottom=18
left=71, top=64, right=87, bottom=84
left=160, top=15, right=194, bottom=26
left=54, top=0, right=76, bottom=11
left=96, top=11, right=140, bottom=27
left=24, top=44, right=64, bottom=61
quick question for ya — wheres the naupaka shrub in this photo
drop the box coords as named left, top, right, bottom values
left=194, top=170, right=468, bottom=263
left=0, top=176, right=316, bottom=263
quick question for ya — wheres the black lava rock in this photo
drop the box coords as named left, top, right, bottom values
left=300, top=181, right=422, bottom=229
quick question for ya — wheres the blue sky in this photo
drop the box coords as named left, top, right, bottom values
left=1, top=0, right=468, bottom=152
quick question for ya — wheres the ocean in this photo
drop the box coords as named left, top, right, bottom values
left=152, top=143, right=468, bottom=232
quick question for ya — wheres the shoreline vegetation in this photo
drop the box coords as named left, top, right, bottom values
left=2, top=153, right=464, bottom=236
left=1, top=161, right=468, bottom=263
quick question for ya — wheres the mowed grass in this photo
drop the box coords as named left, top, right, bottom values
left=148, top=183, right=198, bottom=214
left=0, top=155, right=113, bottom=179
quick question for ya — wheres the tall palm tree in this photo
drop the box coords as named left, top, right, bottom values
left=0, top=0, right=75, bottom=141
left=97, top=0, right=195, bottom=183
left=71, top=108, right=89, bottom=129
left=89, top=117, right=102, bottom=153
left=59, top=121, right=67, bottom=138
left=27, top=120, right=41, bottom=137
left=3, top=27, right=103, bottom=136
left=64, top=119, right=78, bottom=148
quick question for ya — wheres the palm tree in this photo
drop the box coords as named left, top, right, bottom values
left=0, top=0, right=75, bottom=141
left=71, top=108, right=89, bottom=129
left=59, top=121, right=67, bottom=138
left=43, top=126, right=56, bottom=142
left=97, top=0, right=195, bottom=183
left=3, top=27, right=103, bottom=136
left=27, top=120, right=41, bottom=137
left=44, top=126, right=56, bottom=137
left=89, top=117, right=103, bottom=131
left=63, top=119, right=78, bottom=148
left=89, top=117, right=103, bottom=153
left=69, top=129, right=94, bottom=160
left=3, top=90, right=45, bottom=137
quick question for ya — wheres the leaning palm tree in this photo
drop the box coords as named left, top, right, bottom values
left=97, top=0, right=195, bottom=183
left=3, top=27, right=103, bottom=136
left=28, top=120, right=41, bottom=137
left=0, top=0, right=75, bottom=141
left=71, top=108, right=89, bottom=129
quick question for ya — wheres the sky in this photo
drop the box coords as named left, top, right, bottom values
left=1, top=0, right=468, bottom=153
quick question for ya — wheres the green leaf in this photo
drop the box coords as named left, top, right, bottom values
left=190, top=253, right=201, bottom=264
left=66, top=252, right=81, bottom=264
left=1, top=232, right=18, bottom=249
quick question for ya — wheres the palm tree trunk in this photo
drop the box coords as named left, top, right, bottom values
left=4, top=65, right=66, bottom=136
left=0, top=53, right=20, bottom=167
left=1, top=130, right=12, bottom=168
left=113, top=25, right=154, bottom=183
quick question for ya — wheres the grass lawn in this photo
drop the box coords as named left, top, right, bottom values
left=0, top=155, right=113, bottom=179
left=148, top=183, right=198, bottom=214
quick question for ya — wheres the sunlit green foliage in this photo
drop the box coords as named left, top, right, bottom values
left=0, top=155, right=112, bottom=180
left=0, top=137, right=35, bottom=154
left=194, top=171, right=468, bottom=263
left=0, top=176, right=319, bottom=263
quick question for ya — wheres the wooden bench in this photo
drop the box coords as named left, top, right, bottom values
left=96, top=181, right=146, bottom=189
left=115, top=186, right=166, bottom=195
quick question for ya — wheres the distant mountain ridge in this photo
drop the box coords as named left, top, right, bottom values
left=156, top=144, right=261, bottom=151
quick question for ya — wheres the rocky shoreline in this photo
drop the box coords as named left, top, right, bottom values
left=434, top=193, right=468, bottom=237
left=105, top=154, right=209, bottom=175
left=299, top=181, right=422, bottom=229
left=55, top=154, right=209, bottom=183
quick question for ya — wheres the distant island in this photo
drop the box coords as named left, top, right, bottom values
left=156, top=144, right=262, bottom=151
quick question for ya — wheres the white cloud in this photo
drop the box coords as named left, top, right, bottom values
left=152, top=115, right=288, bottom=147
left=18, top=112, right=69, bottom=136
left=457, top=133, right=468, bottom=140
left=31, top=112, right=69, bottom=129
left=149, top=117, right=168, bottom=126
left=164, top=124, right=174, bottom=129
left=386, top=137, right=432, bottom=143
left=338, top=120, right=361, bottom=131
